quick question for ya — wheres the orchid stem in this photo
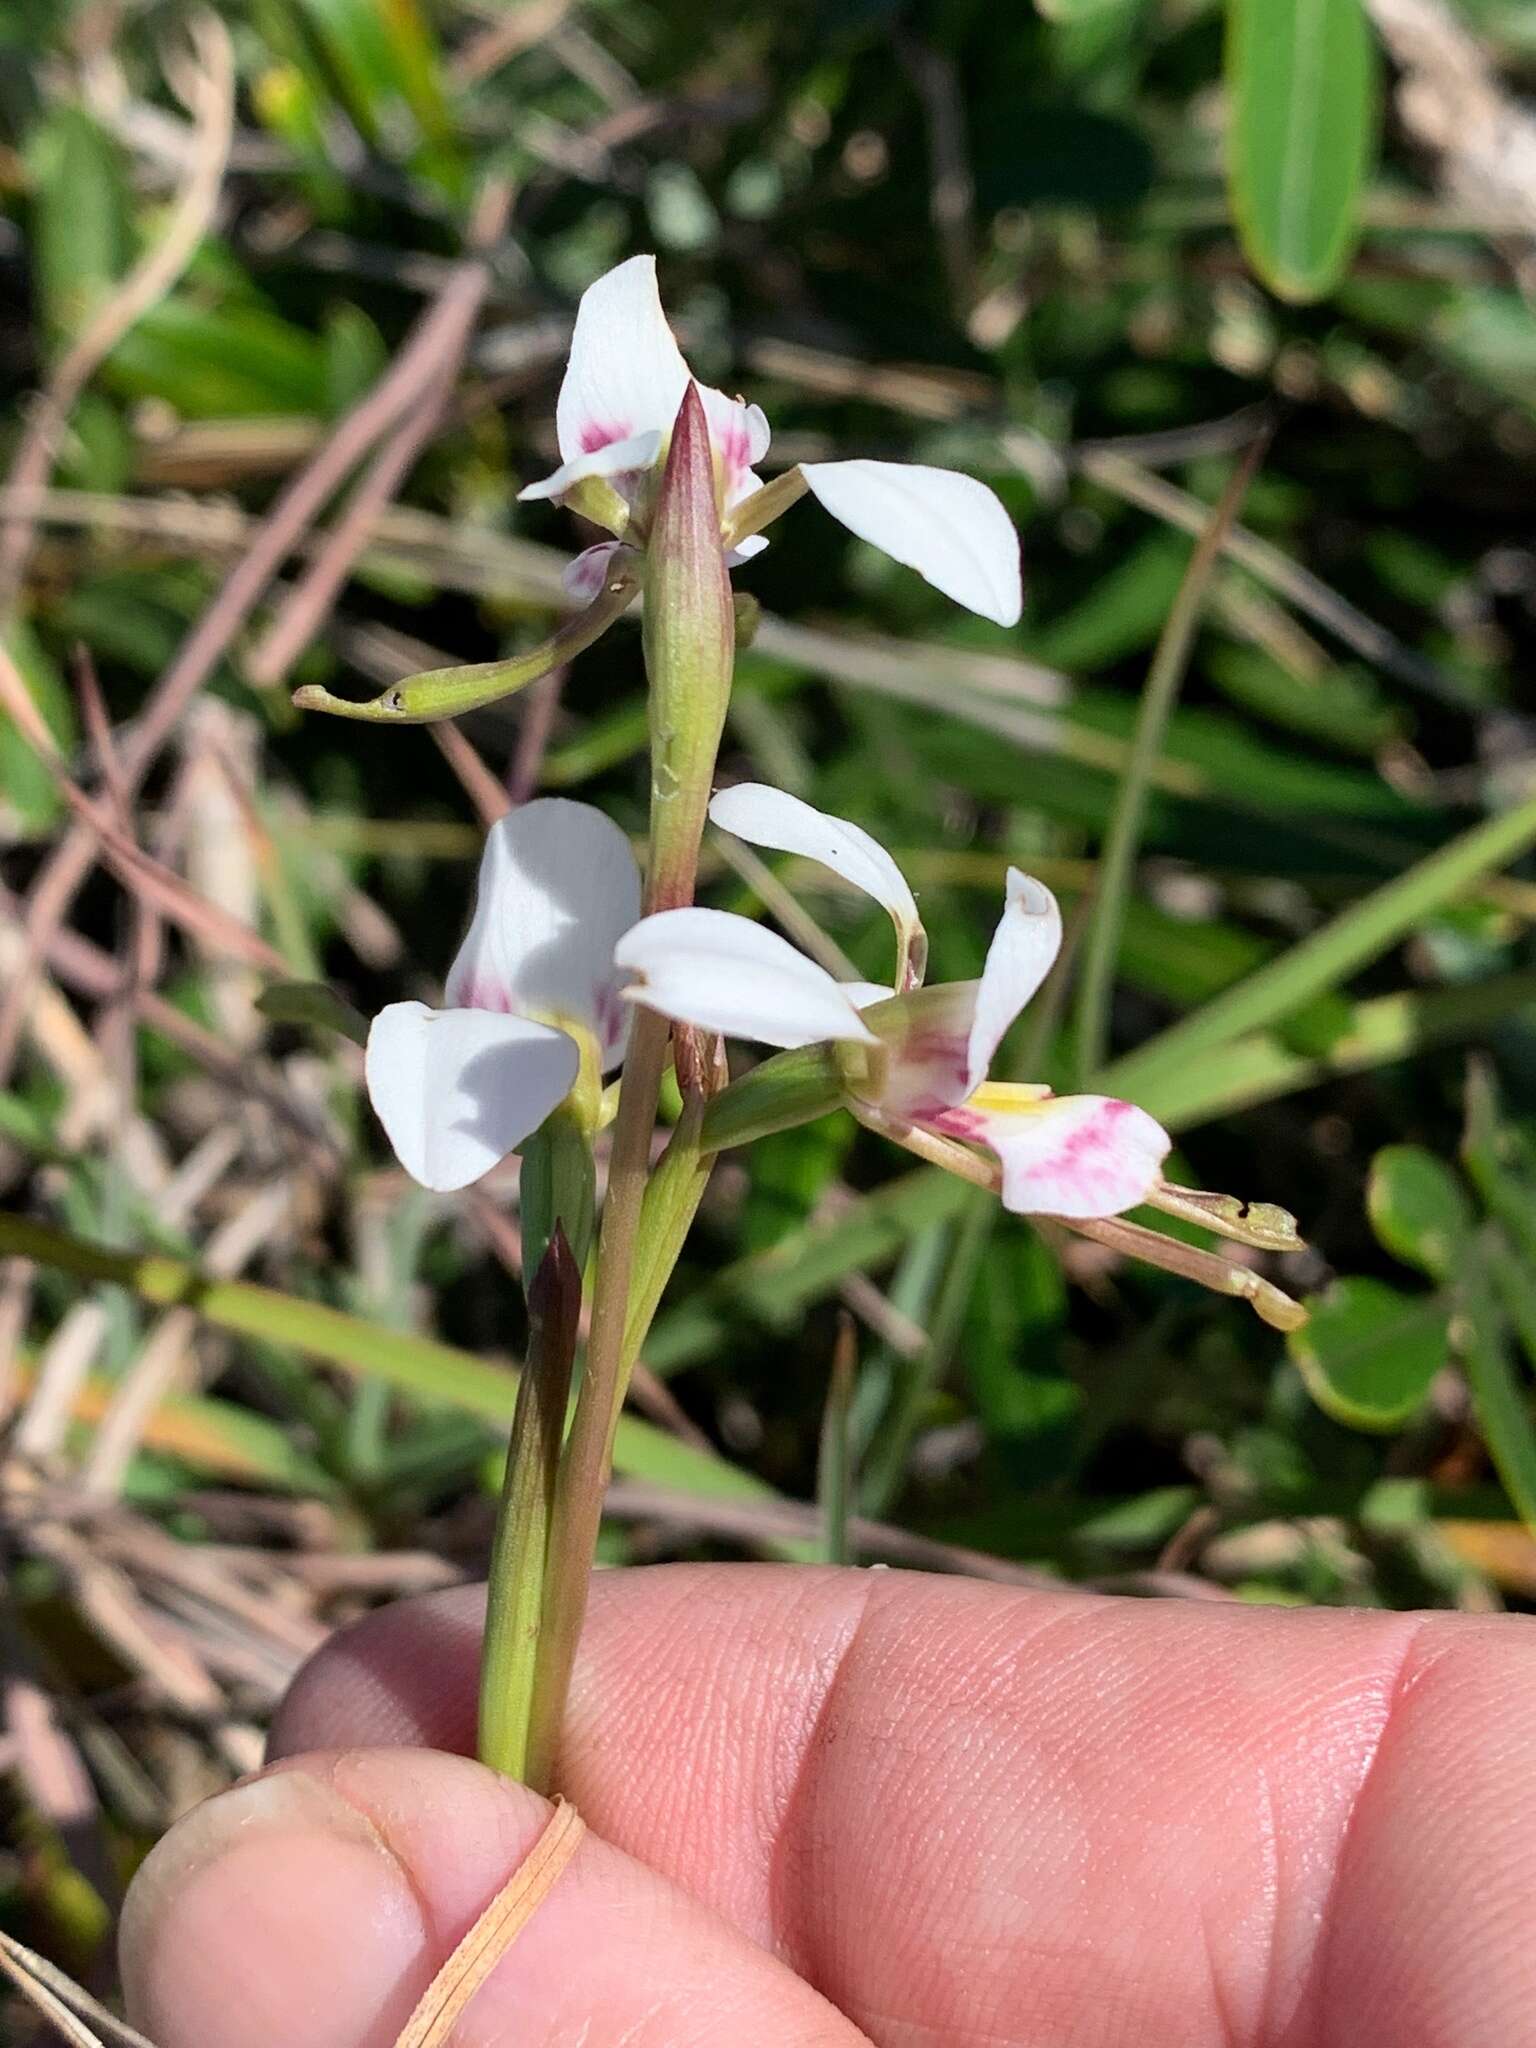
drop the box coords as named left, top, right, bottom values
left=522, top=1006, right=670, bottom=1789
left=524, top=380, right=734, bottom=1790
left=479, top=1229, right=580, bottom=1784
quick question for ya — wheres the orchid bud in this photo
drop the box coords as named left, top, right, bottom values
left=642, top=381, right=734, bottom=911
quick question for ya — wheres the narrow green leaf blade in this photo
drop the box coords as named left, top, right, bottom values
left=1226, top=0, right=1378, bottom=302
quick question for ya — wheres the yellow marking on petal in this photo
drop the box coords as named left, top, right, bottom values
left=526, top=1011, right=605, bottom=1134
left=966, top=1080, right=1054, bottom=1115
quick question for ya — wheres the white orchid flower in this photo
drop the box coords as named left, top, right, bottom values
left=366, top=799, right=641, bottom=1193
left=518, top=255, right=1023, bottom=629
left=614, top=784, right=1170, bottom=1221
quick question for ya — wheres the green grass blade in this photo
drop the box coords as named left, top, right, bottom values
left=816, top=1314, right=857, bottom=1567
left=1132, top=972, right=1536, bottom=1131
left=1461, top=1243, right=1536, bottom=1532
left=1072, top=434, right=1268, bottom=1081
left=1101, top=795, right=1536, bottom=1105
left=0, top=1210, right=772, bottom=1504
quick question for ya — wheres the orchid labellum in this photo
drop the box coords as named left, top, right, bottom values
left=616, top=783, right=1170, bottom=1221
left=366, top=800, right=640, bottom=1192
left=519, top=255, right=1024, bottom=628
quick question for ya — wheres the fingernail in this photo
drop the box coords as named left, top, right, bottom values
left=120, top=1768, right=430, bottom=2048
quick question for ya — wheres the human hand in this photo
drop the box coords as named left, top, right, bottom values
left=121, top=1564, right=1535, bottom=2046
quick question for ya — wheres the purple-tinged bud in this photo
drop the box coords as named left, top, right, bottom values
left=642, top=381, right=734, bottom=913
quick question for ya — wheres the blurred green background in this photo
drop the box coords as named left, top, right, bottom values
left=3, top=0, right=1536, bottom=2011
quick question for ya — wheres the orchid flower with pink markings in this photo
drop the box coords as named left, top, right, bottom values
left=366, top=800, right=639, bottom=1193
left=615, top=783, right=1169, bottom=1221
left=519, top=256, right=1023, bottom=628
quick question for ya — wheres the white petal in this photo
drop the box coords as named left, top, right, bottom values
left=562, top=541, right=625, bottom=602
left=727, top=532, right=770, bottom=568
left=800, top=459, right=1023, bottom=626
left=929, top=1093, right=1169, bottom=1219
left=446, top=799, right=642, bottom=1068
left=843, top=979, right=895, bottom=1009
left=517, top=430, right=663, bottom=505
left=555, top=255, right=691, bottom=465
left=965, top=869, right=1062, bottom=1093
left=615, top=907, right=877, bottom=1049
left=710, top=782, right=917, bottom=925
left=366, top=1003, right=578, bottom=1193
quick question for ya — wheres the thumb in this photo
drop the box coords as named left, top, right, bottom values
left=120, top=1747, right=867, bottom=2048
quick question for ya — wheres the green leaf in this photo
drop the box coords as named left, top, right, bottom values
left=1367, top=1147, right=1473, bottom=1281
left=1226, top=0, right=1378, bottom=302
left=108, top=299, right=329, bottom=417
left=1290, top=1277, right=1449, bottom=1430
left=25, top=102, right=132, bottom=349
left=256, top=980, right=369, bottom=1046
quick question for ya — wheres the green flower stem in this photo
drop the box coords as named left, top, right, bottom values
left=479, top=1228, right=580, bottom=1783
left=525, top=381, right=735, bottom=1790
left=621, top=1096, right=712, bottom=1380
left=523, top=1006, right=672, bottom=1789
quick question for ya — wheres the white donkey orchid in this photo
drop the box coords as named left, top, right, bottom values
left=519, top=256, right=1023, bottom=628
left=615, top=784, right=1170, bottom=1220
left=367, top=800, right=640, bottom=1192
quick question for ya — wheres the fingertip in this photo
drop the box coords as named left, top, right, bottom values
left=121, top=1744, right=868, bottom=2048
left=120, top=1761, right=441, bottom=2048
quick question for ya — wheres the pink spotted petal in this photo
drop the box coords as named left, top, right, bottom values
left=554, top=256, right=691, bottom=464
left=931, top=1093, right=1170, bottom=1219
left=698, top=387, right=771, bottom=502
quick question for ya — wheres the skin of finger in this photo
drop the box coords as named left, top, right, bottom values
left=120, top=1745, right=870, bottom=2048
left=271, top=1565, right=1536, bottom=2048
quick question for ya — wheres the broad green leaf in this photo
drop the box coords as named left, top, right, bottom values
left=25, top=102, right=131, bottom=349
left=1226, top=0, right=1378, bottom=302
left=1289, top=1276, right=1449, bottom=1430
left=1367, top=1147, right=1473, bottom=1281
